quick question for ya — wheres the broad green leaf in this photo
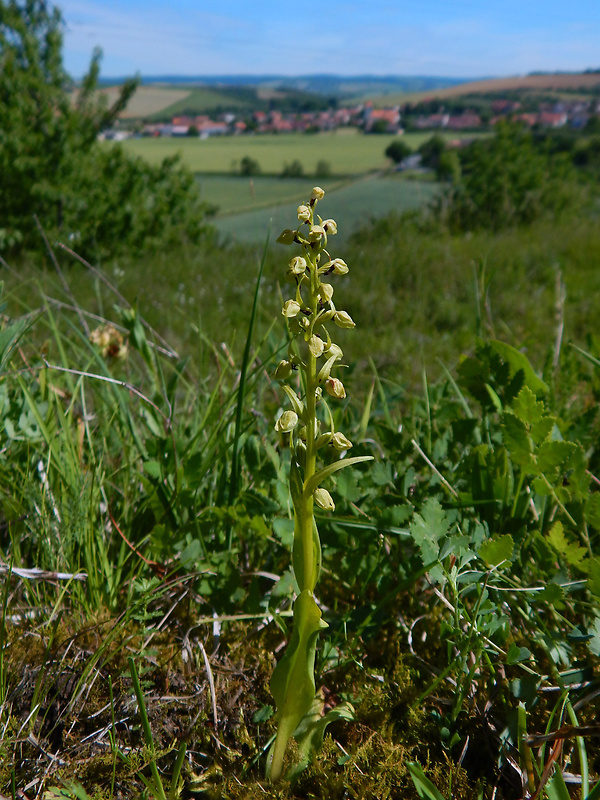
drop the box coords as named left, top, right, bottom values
left=506, top=643, right=531, bottom=664
left=267, top=591, right=328, bottom=779
left=303, top=455, right=373, bottom=496
left=407, top=762, right=448, bottom=800
left=478, top=534, right=514, bottom=568
left=489, top=340, right=549, bottom=396
left=289, top=696, right=355, bottom=779
left=545, top=768, right=571, bottom=800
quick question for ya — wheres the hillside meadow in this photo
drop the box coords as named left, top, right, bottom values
left=4, top=196, right=600, bottom=799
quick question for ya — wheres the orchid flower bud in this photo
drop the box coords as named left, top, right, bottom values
left=331, top=258, right=349, bottom=275
left=320, top=283, right=334, bottom=303
left=322, top=219, right=338, bottom=235
left=334, top=310, right=355, bottom=329
left=297, top=205, right=311, bottom=222
left=289, top=256, right=307, bottom=275
left=309, top=225, right=325, bottom=242
left=326, top=378, right=346, bottom=399
left=274, top=360, right=293, bottom=380
left=325, top=342, right=343, bottom=361
left=331, top=432, right=353, bottom=451
left=282, top=299, right=301, bottom=318
left=275, top=410, right=299, bottom=433
left=311, top=186, right=325, bottom=201
left=314, top=487, right=335, bottom=511
left=308, top=335, right=325, bottom=358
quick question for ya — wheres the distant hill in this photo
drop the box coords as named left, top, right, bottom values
left=373, top=72, right=600, bottom=104
left=98, top=73, right=470, bottom=99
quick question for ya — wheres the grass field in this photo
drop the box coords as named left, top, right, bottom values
left=145, top=86, right=255, bottom=120
left=118, top=130, right=479, bottom=176
left=196, top=175, right=346, bottom=215
left=211, top=173, right=440, bottom=244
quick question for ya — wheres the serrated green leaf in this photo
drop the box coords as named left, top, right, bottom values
left=587, top=557, right=600, bottom=598
left=410, top=499, right=450, bottom=582
left=530, top=416, right=554, bottom=445
left=585, top=493, right=600, bottom=530
left=512, top=386, right=545, bottom=425
left=547, top=521, right=587, bottom=570
left=478, top=534, right=514, bottom=568
left=501, top=412, right=534, bottom=468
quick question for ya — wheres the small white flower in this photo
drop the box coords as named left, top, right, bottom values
left=309, top=225, right=325, bottom=242
left=311, top=186, right=325, bottom=201
left=331, top=258, right=349, bottom=275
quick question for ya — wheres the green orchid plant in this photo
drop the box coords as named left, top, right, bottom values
left=267, top=187, right=373, bottom=781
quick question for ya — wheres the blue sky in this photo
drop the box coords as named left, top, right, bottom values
left=59, top=0, right=600, bottom=79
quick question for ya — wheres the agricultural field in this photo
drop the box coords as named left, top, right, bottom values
left=83, top=85, right=193, bottom=118
left=144, top=86, right=256, bottom=120
left=117, top=130, right=480, bottom=176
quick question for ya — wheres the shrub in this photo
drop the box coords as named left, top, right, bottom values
left=385, top=139, right=412, bottom=164
left=281, top=159, right=304, bottom=178
left=240, top=155, right=262, bottom=176
left=0, top=0, right=214, bottom=259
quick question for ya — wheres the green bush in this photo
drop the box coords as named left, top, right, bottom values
left=240, top=155, right=262, bottom=176
left=436, top=122, right=583, bottom=231
left=0, top=0, right=214, bottom=259
left=384, top=138, right=412, bottom=164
